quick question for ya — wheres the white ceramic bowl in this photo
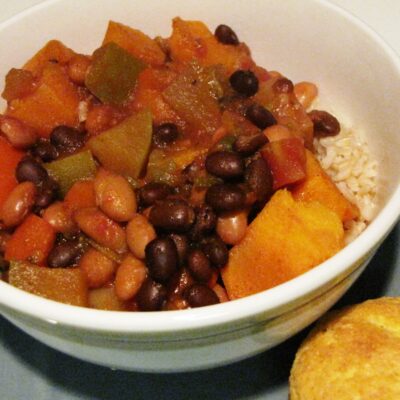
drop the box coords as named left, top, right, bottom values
left=1, top=0, right=400, bottom=373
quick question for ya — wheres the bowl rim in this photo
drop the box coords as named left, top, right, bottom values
left=1, top=0, right=400, bottom=335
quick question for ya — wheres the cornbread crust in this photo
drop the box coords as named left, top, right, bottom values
left=289, top=297, right=400, bottom=400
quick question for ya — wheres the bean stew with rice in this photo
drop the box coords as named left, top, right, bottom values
left=0, top=19, right=373, bottom=311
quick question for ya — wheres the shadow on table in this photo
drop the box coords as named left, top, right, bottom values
left=1, top=226, right=399, bottom=400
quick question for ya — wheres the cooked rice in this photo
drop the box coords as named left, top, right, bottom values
left=314, top=127, right=378, bottom=243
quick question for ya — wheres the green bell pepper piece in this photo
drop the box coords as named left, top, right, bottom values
left=45, top=150, right=97, bottom=196
left=85, top=42, right=144, bottom=105
left=88, top=110, right=152, bottom=179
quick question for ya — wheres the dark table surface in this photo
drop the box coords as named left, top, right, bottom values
left=1, top=224, right=399, bottom=400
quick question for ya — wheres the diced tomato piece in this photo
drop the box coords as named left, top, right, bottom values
left=261, top=137, right=306, bottom=189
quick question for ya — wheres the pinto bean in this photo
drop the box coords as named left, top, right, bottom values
left=94, top=169, right=137, bottom=222
left=42, top=201, right=77, bottom=234
left=293, top=81, right=318, bottom=109
left=213, top=284, right=229, bottom=303
left=0, top=117, right=37, bottom=149
left=79, top=248, right=117, bottom=288
left=126, top=214, right=156, bottom=259
left=216, top=210, right=248, bottom=245
left=115, top=254, right=147, bottom=301
left=1, top=182, right=36, bottom=227
left=74, top=207, right=127, bottom=254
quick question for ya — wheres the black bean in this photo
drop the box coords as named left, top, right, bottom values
left=205, top=183, right=245, bottom=212
left=189, top=205, right=217, bottom=240
left=182, top=161, right=201, bottom=183
left=15, top=157, right=48, bottom=184
left=153, top=123, right=179, bottom=148
left=205, top=151, right=244, bottom=180
left=214, top=24, right=239, bottom=45
left=31, top=139, right=58, bottom=162
left=149, top=199, right=195, bottom=232
left=229, top=70, right=259, bottom=97
left=187, top=249, right=213, bottom=282
left=47, top=241, right=81, bottom=268
left=201, top=236, right=229, bottom=268
left=50, top=125, right=86, bottom=154
left=137, top=182, right=172, bottom=208
left=168, top=233, right=189, bottom=266
left=185, top=284, right=219, bottom=308
left=167, top=268, right=195, bottom=297
left=308, top=110, right=341, bottom=137
left=245, top=103, right=277, bottom=130
left=245, top=158, right=273, bottom=204
left=35, top=178, right=59, bottom=209
left=136, top=278, right=167, bottom=311
left=233, top=133, right=268, bottom=156
left=145, top=237, right=178, bottom=282
left=272, top=77, right=294, bottom=94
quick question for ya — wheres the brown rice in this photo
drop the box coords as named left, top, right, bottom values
left=314, top=126, right=378, bottom=243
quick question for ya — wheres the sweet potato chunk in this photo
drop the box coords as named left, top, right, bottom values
left=9, top=261, right=88, bottom=307
left=23, top=40, right=76, bottom=77
left=7, top=63, right=80, bottom=137
left=291, top=150, right=359, bottom=222
left=169, top=18, right=253, bottom=73
left=103, top=21, right=165, bottom=67
left=222, top=190, right=344, bottom=299
left=0, top=137, right=24, bottom=209
left=131, top=68, right=182, bottom=126
left=5, top=214, right=56, bottom=265
left=64, top=180, right=96, bottom=211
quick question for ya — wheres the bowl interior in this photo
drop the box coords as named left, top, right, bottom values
left=0, top=0, right=400, bottom=331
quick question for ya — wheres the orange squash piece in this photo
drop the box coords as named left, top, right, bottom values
left=291, top=150, right=359, bottom=222
left=5, top=214, right=56, bottom=264
left=7, top=63, right=80, bottom=138
left=0, top=137, right=24, bottom=209
left=64, top=180, right=96, bottom=211
left=222, top=190, right=344, bottom=299
left=23, top=40, right=76, bottom=77
left=131, top=68, right=182, bottom=125
left=9, top=261, right=88, bottom=307
left=169, top=18, right=253, bottom=73
left=103, top=21, right=165, bottom=67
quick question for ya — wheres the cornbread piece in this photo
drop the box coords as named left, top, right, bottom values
left=290, top=297, right=400, bottom=400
